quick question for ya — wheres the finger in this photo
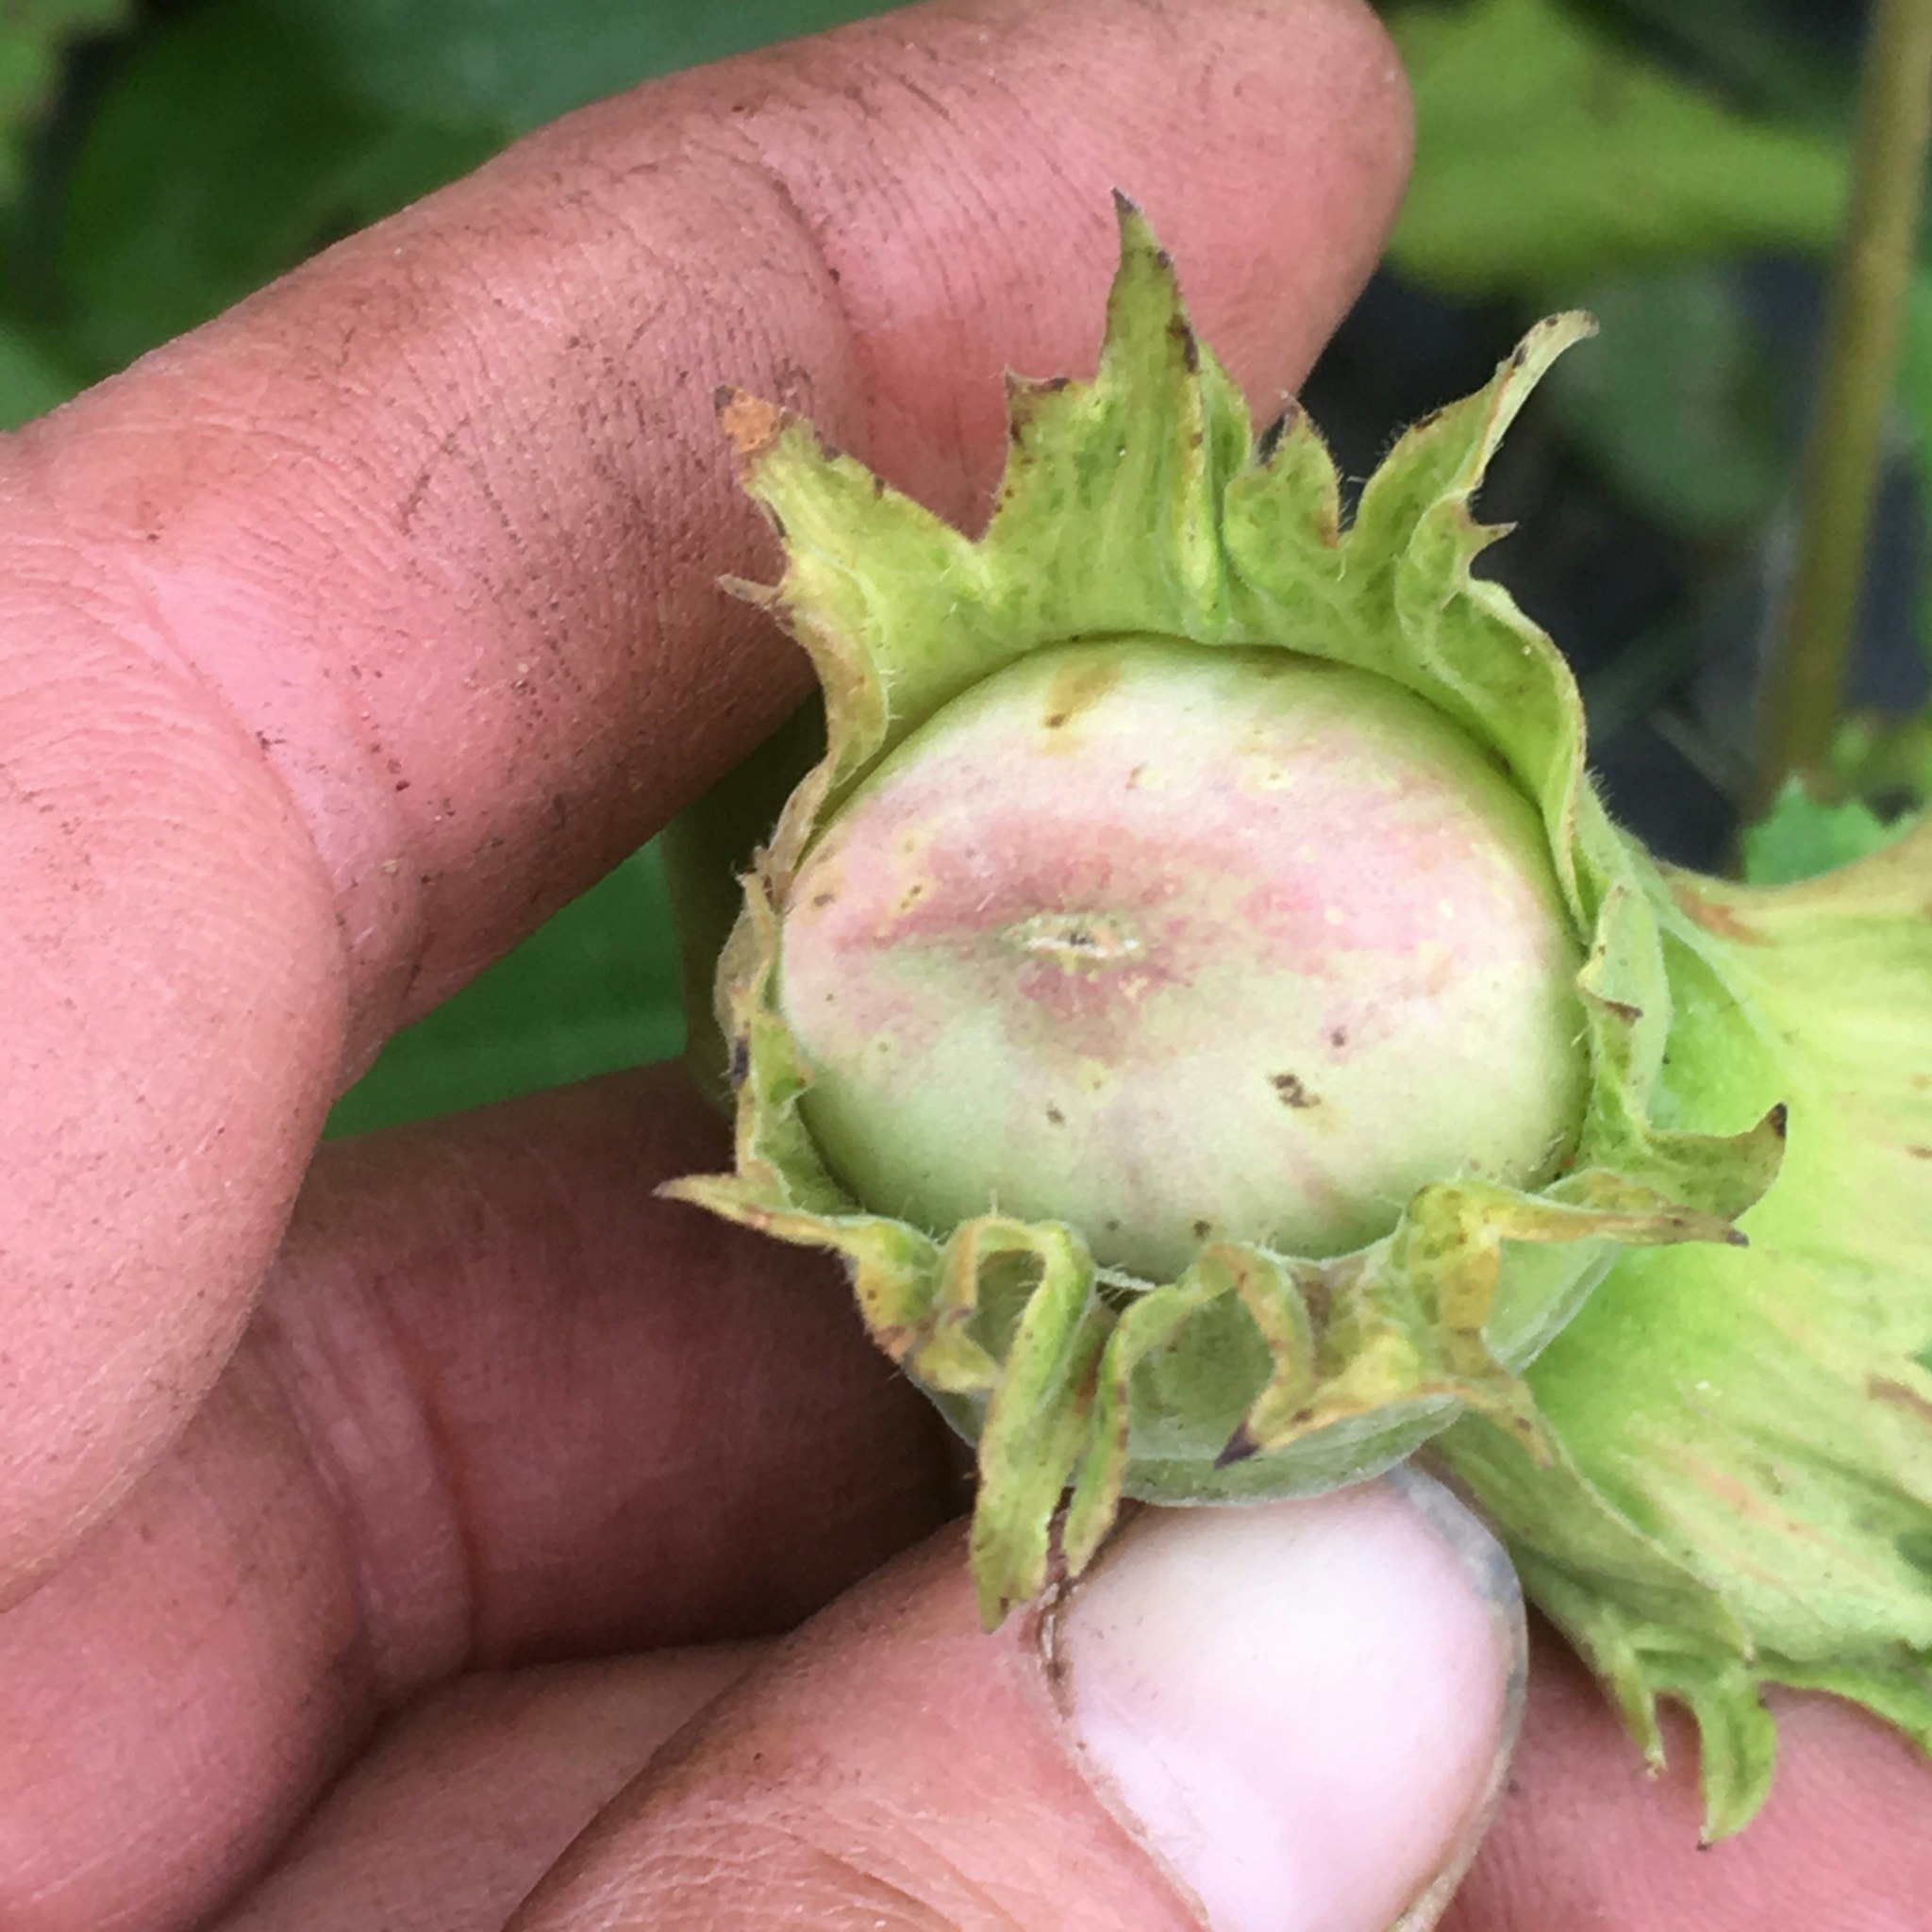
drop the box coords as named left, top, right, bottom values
left=210, top=1652, right=756, bottom=1932
left=0, top=1069, right=958, bottom=1932
left=510, top=1476, right=1522, bottom=1932
left=0, top=0, right=1411, bottom=1602
left=1441, top=1625, right=1932, bottom=1929
left=21, top=0, right=1410, bottom=1037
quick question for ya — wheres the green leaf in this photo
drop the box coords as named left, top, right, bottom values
left=1389, top=0, right=1849, bottom=294
left=0, top=314, right=82, bottom=426
left=0, top=0, right=130, bottom=202
left=1740, top=780, right=1908, bottom=886
left=1543, top=266, right=1788, bottom=537
left=1600, top=0, right=1857, bottom=123
left=327, top=846, right=686, bottom=1138
left=255, top=0, right=905, bottom=133
left=58, top=0, right=503, bottom=375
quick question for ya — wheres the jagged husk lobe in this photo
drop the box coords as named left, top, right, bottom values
left=654, top=203, right=1899, bottom=1830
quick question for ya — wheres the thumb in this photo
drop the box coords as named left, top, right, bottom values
left=512, top=1472, right=1523, bottom=1931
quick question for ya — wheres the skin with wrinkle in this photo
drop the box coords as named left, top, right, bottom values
left=210, top=1654, right=755, bottom=1932
left=509, top=1534, right=1204, bottom=1932
left=0, top=1072, right=954, bottom=1932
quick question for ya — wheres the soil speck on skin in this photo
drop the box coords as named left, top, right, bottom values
left=811, top=891, right=836, bottom=908
left=1191, top=1218, right=1211, bottom=1240
left=1271, top=1072, right=1320, bottom=1108
left=1328, top=1024, right=1348, bottom=1050
left=1046, top=1104, right=1066, bottom=1125
left=1039, top=655, right=1121, bottom=737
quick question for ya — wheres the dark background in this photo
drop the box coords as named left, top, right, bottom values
left=3, top=0, right=1924, bottom=1133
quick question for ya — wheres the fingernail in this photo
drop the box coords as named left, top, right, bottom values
left=1053, top=1470, right=1524, bottom=1932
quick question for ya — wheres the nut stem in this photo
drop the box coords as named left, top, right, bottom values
left=1755, top=0, right=1932, bottom=809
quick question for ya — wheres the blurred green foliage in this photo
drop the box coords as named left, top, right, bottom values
left=1389, top=0, right=1847, bottom=292
left=1740, top=780, right=1908, bottom=882
left=0, top=0, right=1920, bottom=1134
left=1388, top=0, right=1851, bottom=543
left=325, top=848, right=687, bottom=1135
left=250, top=0, right=899, bottom=132
left=1542, top=266, right=1789, bottom=538
left=0, top=0, right=127, bottom=198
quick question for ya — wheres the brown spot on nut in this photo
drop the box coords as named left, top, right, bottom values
left=1039, top=654, right=1122, bottom=739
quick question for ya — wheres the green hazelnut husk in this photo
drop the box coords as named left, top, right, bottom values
left=663, top=199, right=1932, bottom=1838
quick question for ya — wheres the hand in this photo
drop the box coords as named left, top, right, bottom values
left=1, top=2, right=1924, bottom=1926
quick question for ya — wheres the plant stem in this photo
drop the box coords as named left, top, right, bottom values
left=1754, top=0, right=1932, bottom=811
